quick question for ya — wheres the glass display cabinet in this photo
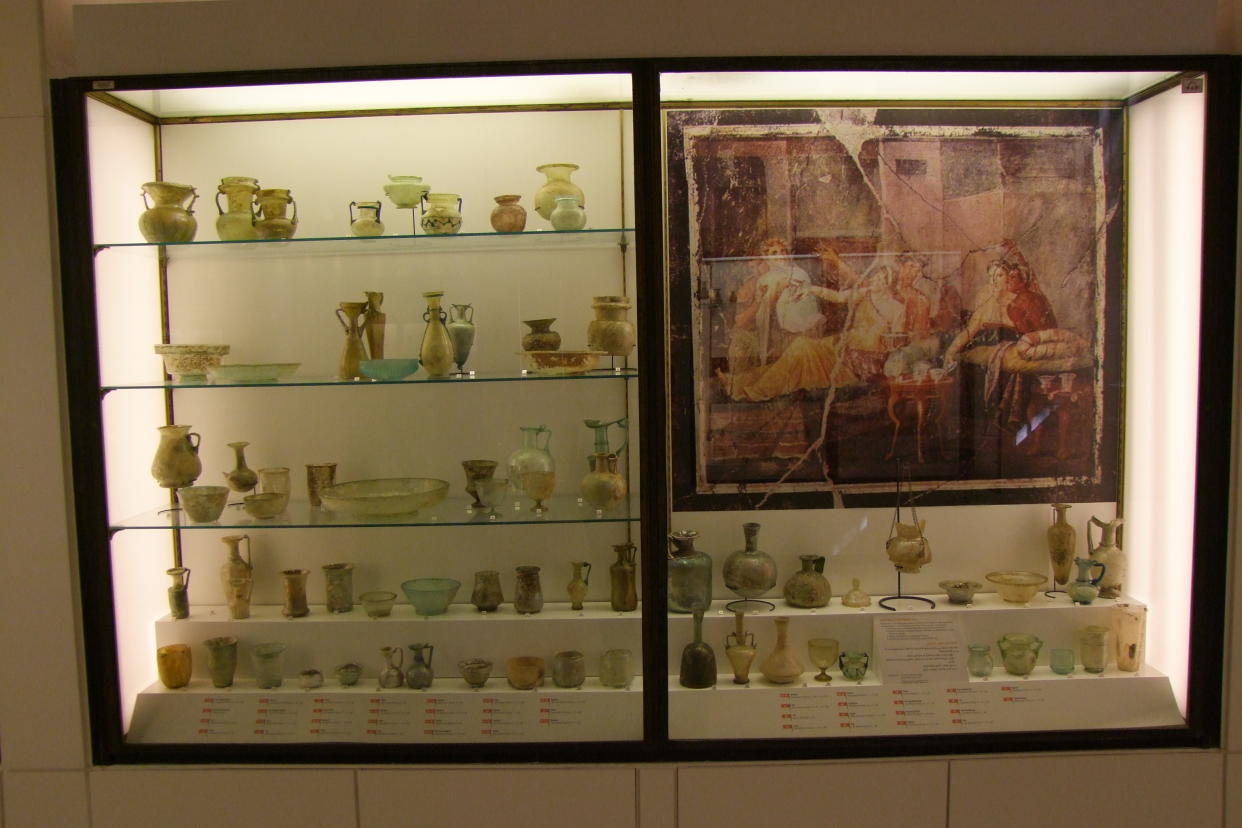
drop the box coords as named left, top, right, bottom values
left=658, top=61, right=1238, bottom=754
left=54, top=63, right=659, bottom=761
left=51, top=56, right=1237, bottom=763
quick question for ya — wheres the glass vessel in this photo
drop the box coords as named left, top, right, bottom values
left=364, top=291, right=386, bottom=360
left=251, top=642, right=286, bottom=689
left=214, top=175, right=258, bottom=241
left=281, top=569, right=310, bottom=618
left=514, top=566, right=544, bottom=614
left=507, top=425, right=555, bottom=511
left=839, top=650, right=869, bottom=682
left=447, top=303, right=476, bottom=373
left=461, top=459, right=498, bottom=508
left=609, top=542, right=638, bottom=612
left=724, top=609, right=756, bottom=684
left=219, top=534, right=253, bottom=620
left=760, top=616, right=802, bottom=684
left=165, top=566, right=190, bottom=619
left=322, top=562, right=354, bottom=613
left=1114, top=602, right=1146, bottom=672
left=534, top=162, right=584, bottom=220
left=419, top=290, right=455, bottom=377
left=335, top=300, right=368, bottom=380
left=360, top=590, right=396, bottom=618
left=204, top=636, right=238, bottom=688
left=784, top=554, right=831, bottom=609
left=420, top=192, right=463, bottom=235
left=305, top=462, right=337, bottom=508
left=967, top=644, right=993, bottom=678
left=599, top=649, right=632, bottom=688
left=405, top=643, right=434, bottom=689
left=1047, top=503, right=1076, bottom=586
left=553, top=650, right=586, bottom=688
left=679, top=606, right=717, bottom=688
left=722, top=522, right=778, bottom=603
left=1080, top=625, right=1110, bottom=674
left=471, top=570, right=503, bottom=612
left=1050, top=648, right=1076, bottom=675
left=349, top=200, right=385, bottom=237
left=223, top=441, right=258, bottom=493
left=566, top=560, right=591, bottom=610
left=667, top=530, right=712, bottom=613
left=378, top=646, right=404, bottom=688
left=808, top=638, right=839, bottom=682
left=998, top=633, right=1043, bottom=676
left=156, top=644, right=192, bottom=689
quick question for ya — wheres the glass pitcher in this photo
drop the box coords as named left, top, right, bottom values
left=507, top=425, right=555, bottom=511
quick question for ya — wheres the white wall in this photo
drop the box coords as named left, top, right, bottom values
left=4, top=0, right=1242, bottom=825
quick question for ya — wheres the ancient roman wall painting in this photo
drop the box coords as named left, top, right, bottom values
left=666, top=106, right=1123, bottom=510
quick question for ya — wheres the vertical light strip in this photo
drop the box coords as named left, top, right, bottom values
left=1126, top=84, right=1205, bottom=714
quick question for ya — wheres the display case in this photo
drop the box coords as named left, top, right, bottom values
left=55, top=62, right=664, bottom=761
left=658, top=60, right=1238, bottom=754
left=52, top=56, right=1237, bottom=763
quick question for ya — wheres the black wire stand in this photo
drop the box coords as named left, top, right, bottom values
left=725, top=598, right=775, bottom=614
left=879, top=570, right=936, bottom=611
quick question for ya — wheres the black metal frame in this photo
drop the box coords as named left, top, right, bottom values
left=50, top=54, right=1238, bottom=765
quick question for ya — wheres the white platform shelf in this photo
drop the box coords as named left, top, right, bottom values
left=668, top=666, right=1181, bottom=739
left=129, top=676, right=644, bottom=744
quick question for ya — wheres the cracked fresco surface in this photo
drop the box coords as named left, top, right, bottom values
left=665, top=106, right=1123, bottom=510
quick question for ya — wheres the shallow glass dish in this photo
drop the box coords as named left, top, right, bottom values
left=319, top=477, right=449, bottom=516
left=207, top=362, right=300, bottom=383
left=360, top=358, right=420, bottom=381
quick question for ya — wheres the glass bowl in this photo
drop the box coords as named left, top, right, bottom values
left=360, top=359, right=420, bottom=381
left=319, top=477, right=449, bottom=516
left=154, top=343, right=229, bottom=380
left=401, top=577, right=461, bottom=616
left=986, top=571, right=1048, bottom=603
left=939, top=579, right=983, bottom=604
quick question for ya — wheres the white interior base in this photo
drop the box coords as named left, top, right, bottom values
left=130, top=676, right=644, bottom=743
left=668, top=667, right=1180, bottom=739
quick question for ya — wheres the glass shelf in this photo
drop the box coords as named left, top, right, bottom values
left=111, top=493, right=637, bottom=531
left=666, top=594, right=1135, bottom=619
left=95, top=227, right=634, bottom=258
left=102, top=367, right=637, bottom=392
left=155, top=601, right=642, bottom=624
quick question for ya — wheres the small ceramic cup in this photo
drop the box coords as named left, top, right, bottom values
left=177, top=485, right=229, bottom=522
left=360, top=590, right=397, bottom=618
left=506, top=656, right=545, bottom=690
left=459, top=658, right=493, bottom=688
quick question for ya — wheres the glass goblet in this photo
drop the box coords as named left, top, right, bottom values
left=475, top=477, right=510, bottom=520
left=807, top=637, right=840, bottom=682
